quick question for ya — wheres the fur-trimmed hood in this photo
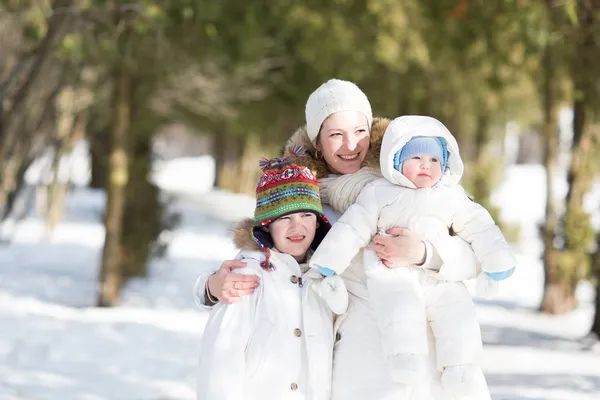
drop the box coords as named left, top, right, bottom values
left=231, top=216, right=331, bottom=254
left=282, top=117, right=391, bottom=178
left=232, top=218, right=262, bottom=251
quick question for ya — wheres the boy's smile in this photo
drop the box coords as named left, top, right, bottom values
left=287, top=235, right=306, bottom=244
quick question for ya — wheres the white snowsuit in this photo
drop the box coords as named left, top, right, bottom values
left=310, top=115, right=517, bottom=378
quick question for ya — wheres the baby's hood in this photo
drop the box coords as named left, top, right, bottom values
left=379, top=115, right=464, bottom=188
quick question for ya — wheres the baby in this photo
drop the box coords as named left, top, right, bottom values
left=310, top=115, right=516, bottom=398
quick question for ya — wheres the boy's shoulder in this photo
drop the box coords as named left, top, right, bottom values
left=234, top=249, right=266, bottom=276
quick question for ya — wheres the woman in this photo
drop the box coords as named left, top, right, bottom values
left=194, top=79, right=490, bottom=400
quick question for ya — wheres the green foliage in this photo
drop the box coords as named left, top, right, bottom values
left=5, top=0, right=600, bottom=304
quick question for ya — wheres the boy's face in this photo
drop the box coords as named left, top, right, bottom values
left=402, top=154, right=443, bottom=188
left=267, top=212, right=318, bottom=262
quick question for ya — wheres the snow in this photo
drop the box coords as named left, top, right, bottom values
left=151, top=157, right=216, bottom=196
left=25, top=141, right=91, bottom=187
left=1, top=159, right=599, bottom=400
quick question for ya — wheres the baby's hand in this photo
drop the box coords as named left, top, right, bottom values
left=313, top=275, right=348, bottom=315
left=317, top=266, right=336, bottom=277
left=484, top=266, right=516, bottom=281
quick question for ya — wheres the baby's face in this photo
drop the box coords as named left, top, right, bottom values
left=402, top=154, right=443, bottom=188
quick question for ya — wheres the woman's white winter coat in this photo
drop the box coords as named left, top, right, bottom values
left=196, top=249, right=334, bottom=400
left=286, top=116, right=497, bottom=400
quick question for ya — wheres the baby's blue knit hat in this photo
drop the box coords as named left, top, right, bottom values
left=393, top=136, right=448, bottom=173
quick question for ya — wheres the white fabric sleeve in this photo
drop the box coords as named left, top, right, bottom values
left=423, top=235, right=481, bottom=282
left=451, top=190, right=517, bottom=275
left=309, top=185, right=381, bottom=274
left=196, top=267, right=260, bottom=400
left=419, top=241, right=437, bottom=271
left=193, top=270, right=218, bottom=309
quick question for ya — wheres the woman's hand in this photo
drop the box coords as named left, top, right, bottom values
left=373, top=228, right=426, bottom=268
left=208, top=260, right=260, bottom=304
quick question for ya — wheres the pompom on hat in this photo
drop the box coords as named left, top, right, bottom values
left=305, top=79, right=373, bottom=143
left=252, top=145, right=330, bottom=270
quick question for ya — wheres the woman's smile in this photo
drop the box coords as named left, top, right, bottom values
left=338, top=153, right=360, bottom=161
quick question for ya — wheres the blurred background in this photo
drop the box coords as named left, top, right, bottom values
left=1, top=0, right=600, bottom=399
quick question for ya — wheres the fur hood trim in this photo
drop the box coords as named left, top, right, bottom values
left=231, top=215, right=331, bottom=254
left=232, top=218, right=261, bottom=251
left=282, top=117, right=391, bottom=178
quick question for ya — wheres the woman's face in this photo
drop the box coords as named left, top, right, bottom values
left=317, top=111, right=370, bottom=175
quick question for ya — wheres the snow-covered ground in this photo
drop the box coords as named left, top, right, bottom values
left=0, top=160, right=599, bottom=400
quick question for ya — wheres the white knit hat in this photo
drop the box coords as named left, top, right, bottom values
left=305, top=79, right=373, bottom=143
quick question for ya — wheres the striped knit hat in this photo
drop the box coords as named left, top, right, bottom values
left=252, top=145, right=330, bottom=270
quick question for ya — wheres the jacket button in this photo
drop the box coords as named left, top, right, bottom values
left=290, top=382, right=298, bottom=391
left=290, top=275, right=299, bottom=284
left=336, top=332, right=342, bottom=342
left=293, top=328, right=302, bottom=337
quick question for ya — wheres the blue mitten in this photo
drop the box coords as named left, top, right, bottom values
left=484, top=266, right=516, bottom=281
left=317, top=266, right=336, bottom=277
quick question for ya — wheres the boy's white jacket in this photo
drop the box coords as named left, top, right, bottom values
left=310, top=115, right=516, bottom=282
left=197, top=222, right=334, bottom=400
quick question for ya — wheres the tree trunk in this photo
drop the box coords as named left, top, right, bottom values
left=237, top=133, right=263, bottom=194
left=547, top=0, right=600, bottom=313
left=97, top=63, right=131, bottom=307
left=471, top=112, right=491, bottom=200
left=46, top=109, right=89, bottom=233
left=1, top=161, right=30, bottom=221
left=212, top=126, right=230, bottom=188
left=592, top=241, right=600, bottom=335
left=120, top=132, right=162, bottom=279
left=0, top=142, right=26, bottom=214
left=542, top=282, right=577, bottom=314
left=87, top=106, right=110, bottom=190
left=540, top=0, right=562, bottom=313
left=89, top=130, right=109, bottom=189
left=214, top=130, right=244, bottom=191
left=0, top=0, right=73, bottom=156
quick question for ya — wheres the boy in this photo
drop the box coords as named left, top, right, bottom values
left=310, top=116, right=516, bottom=398
left=197, top=149, right=340, bottom=400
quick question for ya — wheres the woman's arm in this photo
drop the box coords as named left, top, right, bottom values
left=373, top=228, right=480, bottom=281
left=423, top=236, right=480, bottom=281
left=193, top=260, right=260, bottom=308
